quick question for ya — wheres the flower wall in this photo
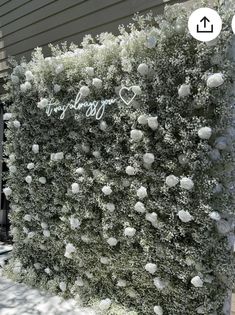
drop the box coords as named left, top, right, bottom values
left=2, top=2, right=235, bottom=315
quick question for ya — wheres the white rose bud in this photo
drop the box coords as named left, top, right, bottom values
left=137, top=63, right=149, bottom=75
left=27, top=163, right=35, bottom=170
left=32, top=144, right=39, bottom=153
left=180, top=177, right=194, bottom=190
left=107, top=237, right=118, bottom=246
left=13, top=120, right=21, bottom=128
left=124, top=227, right=136, bottom=237
left=131, top=85, right=142, bottom=95
left=54, top=84, right=61, bottom=93
left=154, top=305, right=163, bottom=315
left=153, top=277, right=167, bottom=290
left=177, top=210, right=193, bottom=223
left=37, top=98, right=48, bottom=109
left=117, top=279, right=127, bottom=287
left=71, top=183, right=79, bottom=194
left=99, top=298, right=112, bottom=311
left=134, top=202, right=146, bottom=213
left=43, top=230, right=50, bottom=237
left=39, top=177, right=47, bottom=184
left=25, top=70, right=34, bottom=81
left=138, top=114, right=149, bottom=125
left=147, top=117, right=158, bottom=130
left=130, top=129, right=143, bottom=142
left=207, top=73, right=224, bottom=88
left=106, top=203, right=115, bottom=212
left=102, top=185, right=112, bottom=196
left=85, top=67, right=94, bottom=76
left=137, top=186, right=147, bottom=199
left=79, top=85, right=90, bottom=97
left=25, top=175, right=32, bottom=184
left=41, top=222, right=48, bottom=229
left=198, top=127, right=212, bottom=140
left=145, top=263, right=157, bottom=274
left=178, top=84, right=190, bottom=97
left=191, top=276, right=203, bottom=288
left=3, top=113, right=12, bottom=121
left=3, top=187, right=12, bottom=196
left=126, top=166, right=136, bottom=176
left=165, top=175, right=179, bottom=187
left=92, top=78, right=102, bottom=89
left=59, top=282, right=67, bottom=292
left=209, top=211, right=221, bottom=221
left=143, top=153, right=155, bottom=165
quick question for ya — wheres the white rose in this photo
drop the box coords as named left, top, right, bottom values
left=32, top=144, right=39, bottom=153
left=34, top=263, right=41, bottom=270
left=69, top=217, right=80, bottom=229
left=25, top=70, right=34, bottom=81
left=178, top=84, right=190, bottom=97
left=79, top=85, right=90, bottom=97
left=130, top=129, right=143, bottom=142
left=23, top=214, right=31, bottom=222
left=154, top=305, right=163, bottom=315
left=25, top=175, right=32, bottom=184
left=41, top=222, right=48, bottom=229
left=107, top=237, right=118, bottom=246
left=37, top=98, right=48, bottom=109
left=106, top=203, right=115, bottom=212
left=131, top=85, right=142, bottom=95
left=165, top=175, right=179, bottom=187
left=75, top=167, right=84, bottom=175
left=126, top=166, right=136, bottom=176
left=100, top=121, right=107, bottom=131
left=54, top=152, right=64, bottom=160
left=100, top=257, right=110, bottom=264
left=207, top=73, right=224, bottom=88
left=59, top=282, right=67, bottom=292
left=54, top=84, right=61, bottom=93
left=137, top=63, right=149, bottom=75
left=117, top=279, right=127, bottom=287
left=137, top=186, right=147, bottom=199
left=209, top=211, right=221, bottom=221
left=145, top=263, right=157, bottom=274
left=99, top=298, right=112, bottom=311
left=143, top=153, right=155, bottom=165
left=177, top=210, right=193, bottom=223
left=39, top=177, right=46, bottom=184
left=3, top=113, right=12, bottom=121
left=134, top=202, right=146, bottom=213
left=64, top=243, right=76, bottom=258
left=20, top=81, right=31, bottom=92
left=191, top=276, right=203, bottom=287
left=92, top=78, right=102, bottom=89
left=43, top=230, right=50, bottom=237
left=180, top=177, right=194, bottom=190
left=198, top=127, right=212, bottom=140
left=146, top=212, right=158, bottom=226
left=27, top=163, right=35, bottom=170
left=75, top=277, right=84, bottom=286
left=13, top=120, right=21, bottom=128
left=11, top=74, right=19, bottom=84
left=44, top=267, right=51, bottom=274
left=124, top=227, right=136, bottom=237
left=71, top=183, right=79, bottom=194
left=9, top=165, right=17, bottom=173
left=85, top=67, right=94, bottom=76
left=102, top=185, right=112, bottom=195
left=138, top=114, right=149, bottom=125
left=153, top=277, right=167, bottom=290
left=147, top=117, right=158, bottom=130
left=3, top=187, right=12, bottom=197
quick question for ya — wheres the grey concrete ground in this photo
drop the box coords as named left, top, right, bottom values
left=0, top=277, right=96, bottom=315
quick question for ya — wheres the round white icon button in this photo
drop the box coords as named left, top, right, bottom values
left=232, top=15, right=235, bottom=34
left=188, top=8, right=222, bottom=42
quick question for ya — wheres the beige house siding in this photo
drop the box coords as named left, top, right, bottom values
left=0, top=0, right=189, bottom=78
